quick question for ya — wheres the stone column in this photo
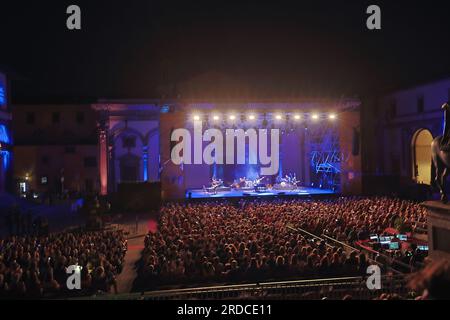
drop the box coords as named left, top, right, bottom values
left=98, top=123, right=108, bottom=196
left=108, top=143, right=115, bottom=192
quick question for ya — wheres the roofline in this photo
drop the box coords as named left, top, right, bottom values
left=384, top=75, right=450, bottom=97
left=97, top=97, right=360, bottom=104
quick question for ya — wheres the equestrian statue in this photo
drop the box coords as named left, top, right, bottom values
left=431, top=102, right=450, bottom=203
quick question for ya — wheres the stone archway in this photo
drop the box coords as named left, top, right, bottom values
left=411, top=129, right=433, bottom=184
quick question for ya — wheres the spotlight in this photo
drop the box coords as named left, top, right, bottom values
left=329, top=113, right=337, bottom=120
left=294, top=114, right=301, bottom=120
left=193, top=115, right=201, bottom=121
left=275, top=114, right=282, bottom=120
left=229, top=115, right=236, bottom=120
left=212, top=115, right=220, bottom=121
left=311, top=113, right=319, bottom=120
left=248, top=114, right=256, bottom=120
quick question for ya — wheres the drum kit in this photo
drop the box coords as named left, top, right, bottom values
left=273, top=174, right=300, bottom=190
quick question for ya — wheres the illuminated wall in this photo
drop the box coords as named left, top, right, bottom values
left=0, top=71, right=12, bottom=193
left=377, top=77, right=450, bottom=189
left=0, top=72, right=6, bottom=109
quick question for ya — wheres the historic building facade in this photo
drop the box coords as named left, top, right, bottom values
left=0, top=71, right=12, bottom=193
left=12, top=104, right=99, bottom=196
left=375, top=77, right=450, bottom=187
left=92, top=101, right=161, bottom=195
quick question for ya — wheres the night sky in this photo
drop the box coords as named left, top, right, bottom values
left=1, top=0, right=450, bottom=102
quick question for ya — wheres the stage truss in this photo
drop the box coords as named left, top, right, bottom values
left=308, top=122, right=347, bottom=190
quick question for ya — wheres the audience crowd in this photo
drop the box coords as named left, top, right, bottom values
left=0, top=196, right=434, bottom=299
left=0, top=230, right=127, bottom=299
left=138, top=197, right=428, bottom=289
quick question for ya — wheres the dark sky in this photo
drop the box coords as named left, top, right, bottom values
left=1, top=0, right=450, bottom=102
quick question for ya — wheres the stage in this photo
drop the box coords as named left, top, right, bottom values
left=185, top=187, right=335, bottom=199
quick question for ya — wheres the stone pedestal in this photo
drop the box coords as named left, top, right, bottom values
left=421, top=201, right=450, bottom=261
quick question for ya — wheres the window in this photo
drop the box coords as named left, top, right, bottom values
left=19, top=182, right=27, bottom=193
left=417, top=95, right=424, bottom=113
left=26, top=112, right=35, bottom=125
left=64, top=146, right=76, bottom=154
left=52, top=112, right=60, bottom=124
left=76, top=112, right=85, bottom=124
left=123, top=136, right=136, bottom=148
left=84, top=156, right=97, bottom=168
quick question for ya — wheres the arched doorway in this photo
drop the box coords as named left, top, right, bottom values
left=119, top=153, right=140, bottom=183
left=412, top=129, right=433, bottom=184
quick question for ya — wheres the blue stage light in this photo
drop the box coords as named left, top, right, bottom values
left=143, top=147, right=149, bottom=181
left=0, top=150, right=10, bottom=170
left=160, top=105, right=170, bottom=113
left=0, top=85, right=5, bottom=106
left=0, top=125, right=10, bottom=144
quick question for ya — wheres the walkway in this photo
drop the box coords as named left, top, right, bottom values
left=114, top=216, right=157, bottom=293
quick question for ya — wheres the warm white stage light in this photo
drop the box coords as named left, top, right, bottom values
left=212, top=115, right=220, bottom=121
left=294, top=114, right=301, bottom=120
left=275, top=114, right=282, bottom=120
left=229, top=115, right=236, bottom=120
left=311, top=113, right=319, bottom=120
left=329, top=113, right=336, bottom=120
left=248, top=114, right=256, bottom=120
left=193, top=115, right=201, bottom=121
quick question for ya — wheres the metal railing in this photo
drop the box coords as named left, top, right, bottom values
left=81, top=275, right=409, bottom=300
left=287, top=225, right=421, bottom=274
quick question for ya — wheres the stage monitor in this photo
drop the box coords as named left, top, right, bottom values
left=379, top=236, right=393, bottom=242
left=389, top=242, right=400, bottom=250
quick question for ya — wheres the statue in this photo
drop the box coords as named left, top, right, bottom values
left=431, top=102, right=450, bottom=203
